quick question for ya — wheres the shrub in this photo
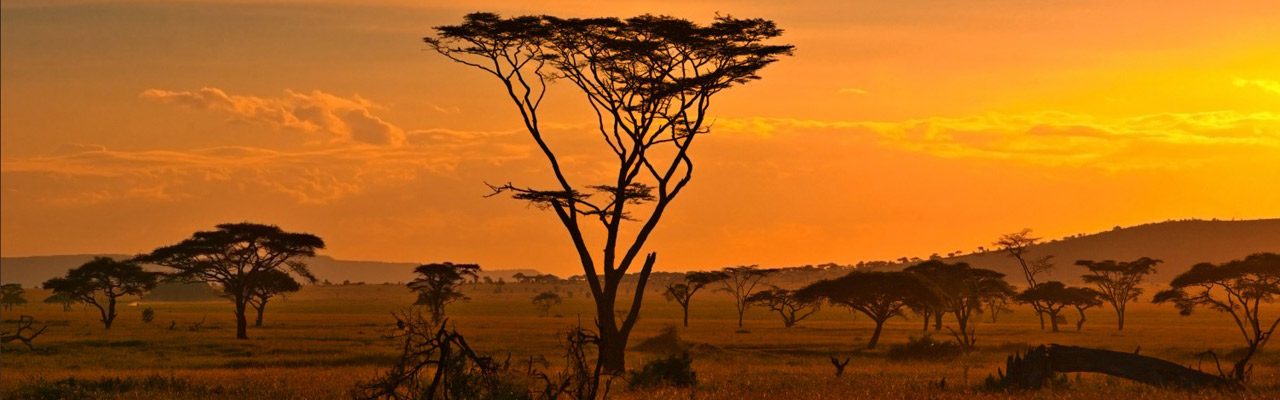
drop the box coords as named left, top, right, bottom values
left=141, top=307, right=155, bottom=324
left=628, top=352, right=697, bottom=388
left=886, top=335, right=963, bottom=361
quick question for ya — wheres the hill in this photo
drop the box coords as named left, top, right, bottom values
left=942, top=219, right=1279, bottom=285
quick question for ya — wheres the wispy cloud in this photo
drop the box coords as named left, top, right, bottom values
left=141, top=87, right=407, bottom=146
left=1234, top=78, right=1280, bottom=95
left=837, top=87, right=869, bottom=95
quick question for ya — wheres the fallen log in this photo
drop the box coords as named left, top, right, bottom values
left=1000, top=344, right=1236, bottom=389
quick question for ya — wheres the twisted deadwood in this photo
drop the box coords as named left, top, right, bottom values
left=998, top=344, right=1236, bottom=390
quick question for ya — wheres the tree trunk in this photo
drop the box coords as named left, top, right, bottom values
left=867, top=320, right=885, bottom=349
left=1076, top=308, right=1086, bottom=331
left=1001, top=344, right=1235, bottom=389
left=1116, top=305, right=1125, bottom=331
left=933, top=312, right=942, bottom=331
left=254, top=300, right=267, bottom=327
left=681, top=305, right=689, bottom=327
left=103, top=297, right=117, bottom=329
left=1049, top=313, right=1059, bottom=332
left=921, top=311, right=930, bottom=332
left=737, top=307, right=745, bottom=328
left=234, top=297, right=249, bottom=339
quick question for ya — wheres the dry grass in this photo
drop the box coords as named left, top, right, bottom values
left=2, top=284, right=1277, bottom=399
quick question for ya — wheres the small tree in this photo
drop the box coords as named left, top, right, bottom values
left=1065, top=287, right=1102, bottom=331
left=663, top=271, right=728, bottom=327
left=905, top=260, right=1015, bottom=348
left=141, top=307, right=156, bottom=324
left=1076, top=257, right=1161, bottom=330
left=797, top=271, right=942, bottom=349
left=746, top=287, right=820, bottom=328
left=245, top=270, right=303, bottom=327
left=995, top=229, right=1055, bottom=330
left=42, top=257, right=160, bottom=329
left=984, top=293, right=1013, bottom=323
left=408, top=262, right=481, bottom=323
left=43, top=292, right=79, bottom=311
left=138, top=222, right=325, bottom=339
left=1153, top=252, right=1280, bottom=381
left=719, top=266, right=777, bottom=328
left=1014, top=281, right=1087, bottom=332
left=533, top=291, right=563, bottom=317
left=1, top=284, right=27, bottom=311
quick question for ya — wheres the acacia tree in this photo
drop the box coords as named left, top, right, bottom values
left=532, top=291, right=563, bottom=317
left=408, top=262, right=481, bottom=323
left=1, top=284, right=28, bottom=311
left=1015, top=281, right=1097, bottom=332
left=905, top=261, right=1015, bottom=349
left=42, top=257, right=160, bottom=329
left=1153, top=252, right=1280, bottom=381
left=719, top=266, right=777, bottom=328
left=245, top=270, right=303, bottom=327
left=995, top=229, right=1054, bottom=329
left=747, top=287, right=820, bottom=328
left=663, top=271, right=728, bottom=327
left=137, top=222, right=324, bottom=339
left=44, top=293, right=79, bottom=311
left=1076, top=257, right=1161, bottom=330
left=426, top=13, right=792, bottom=372
left=1065, top=286, right=1103, bottom=331
left=797, top=271, right=941, bottom=349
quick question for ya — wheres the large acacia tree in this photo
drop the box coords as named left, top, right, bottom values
left=1076, top=257, right=1161, bottom=330
left=408, top=262, right=481, bottom=322
left=426, top=13, right=792, bottom=372
left=905, top=260, right=1015, bottom=349
left=137, top=223, right=324, bottom=339
left=42, top=257, right=160, bottom=329
left=1154, top=252, right=1280, bottom=381
left=797, top=271, right=942, bottom=349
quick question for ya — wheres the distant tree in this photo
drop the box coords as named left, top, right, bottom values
left=905, top=260, right=1015, bottom=348
left=494, top=278, right=506, bottom=294
left=137, top=222, right=325, bottom=339
left=995, top=229, right=1054, bottom=329
left=1065, top=287, right=1102, bottom=331
left=1015, top=281, right=1093, bottom=332
left=1076, top=257, right=1161, bottom=330
left=984, top=292, right=1013, bottom=323
left=532, top=291, right=563, bottom=317
left=747, top=287, right=820, bottom=328
left=1154, top=252, right=1280, bottom=381
left=245, top=270, right=303, bottom=327
left=43, top=292, right=79, bottom=311
left=663, top=271, right=729, bottom=327
left=797, top=271, right=942, bottom=349
left=718, top=266, right=777, bottom=328
left=1, top=284, right=27, bottom=311
left=482, top=276, right=494, bottom=284
left=512, top=272, right=529, bottom=284
left=408, top=262, right=482, bottom=323
left=42, top=257, right=160, bottom=329
left=141, top=307, right=156, bottom=324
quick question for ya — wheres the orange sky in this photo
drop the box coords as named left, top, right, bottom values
left=2, top=1, right=1278, bottom=275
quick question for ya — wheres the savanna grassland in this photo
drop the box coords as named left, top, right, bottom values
left=2, top=282, right=1277, bottom=399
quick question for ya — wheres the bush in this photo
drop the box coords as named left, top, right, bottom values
left=886, top=335, right=963, bottom=361
left=628, top=352, right=697, bottom=388
left=141, top=307, right=155, bottom=324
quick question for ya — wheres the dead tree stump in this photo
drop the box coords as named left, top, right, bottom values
left=1000, top=344, right=1235, bottom=389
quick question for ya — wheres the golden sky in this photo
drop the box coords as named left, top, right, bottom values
left=2, top=0, right=1278, bottom=274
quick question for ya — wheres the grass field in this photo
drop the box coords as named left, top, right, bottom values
left=2, top=283, right=1277, bottom=399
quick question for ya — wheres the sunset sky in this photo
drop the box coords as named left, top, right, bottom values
left=2, top=0, right=1278, bottom=275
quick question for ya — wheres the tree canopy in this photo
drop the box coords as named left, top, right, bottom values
left=408, top=262, right=482, bottom=322
left=798, top=271, right=942, bottom=349
left=42, top=257, right=160, bottom=329
left=1077, top=257, right=1161, bottom=330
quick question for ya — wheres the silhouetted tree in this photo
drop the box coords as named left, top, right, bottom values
left=137, top=222, right=324, bottom=339
left=1065, top=287, right=1102, bottom=331
left=43, top=292, right=79, bottom=311
left=141, top=307, right=156, bottom=324
left=747, top=287, right=820, bottom=328
left=984, top=292, right=1013, bottom=323
left=42, top=257, right=160, bottom=329
left=1076, top=257, right=1161, bottom=330
left=995, top=229, right=1054, bottom=329
left=245, top=270, right=303, bottom=327
left=663, top=271, right=728, bottom=327
left=533, top=291, right=563, bottom=317
left=1154, top=252, right=1280, bottom=381
left=426, top=12, right=792, bottom=373
left=408, top=262, right=481, bottom=323
left=906, top=260, right=1015, bottom=348
left=1, top=284, right=27, bottom=311
left=719, top=266, right=777, bottom=328
left=797, top=271, right=942, bottom=349
left=1015, top=281, right=1093, bottom=332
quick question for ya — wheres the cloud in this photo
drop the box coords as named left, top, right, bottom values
left=1234, top=78, right=1280, bottom=95
left=140, top=87, right=407, bottom=146
left=837, top=87, right=869, bottom=95
left=716, top=110, right=1280, bottom=169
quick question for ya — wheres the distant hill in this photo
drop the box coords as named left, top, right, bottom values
left=0, top=253, right=545, bottom=287
left=942, top=219, right=1279, bottom=285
